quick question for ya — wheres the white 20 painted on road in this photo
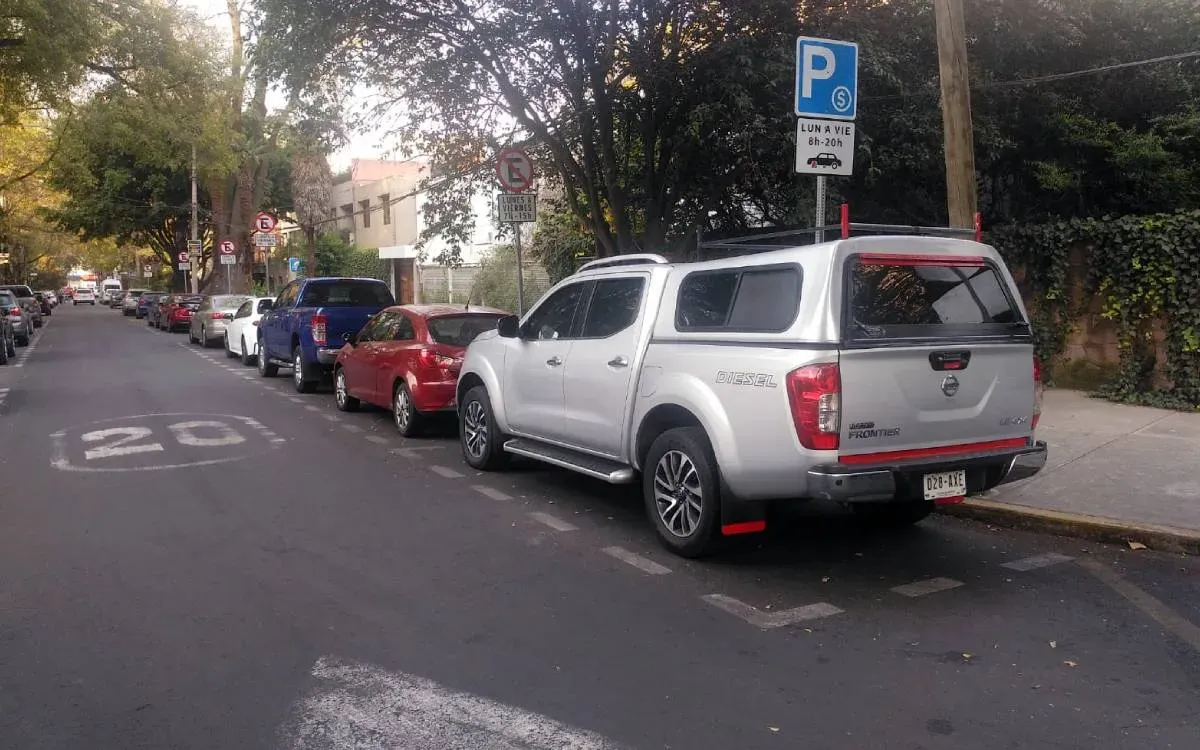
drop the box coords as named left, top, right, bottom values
left=51, top=413, right=283, bottom=472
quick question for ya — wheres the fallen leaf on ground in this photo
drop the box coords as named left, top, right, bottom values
left=768, top=727, right=780, bottom=733
left=1128, top=541, right=1147, bottom=550
left=1063, top=660, right=1078, bottom=667
left=1049, top=640, right=1057, bottom=648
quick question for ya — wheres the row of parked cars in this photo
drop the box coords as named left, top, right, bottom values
left=124, top=233, right=1049, bottom=557
left=0, top=284, right=60, bottom=365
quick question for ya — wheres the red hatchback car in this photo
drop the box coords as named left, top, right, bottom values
left=159, top=295, right=203, bottom=332
left=333, top=304, right=508, bottom=436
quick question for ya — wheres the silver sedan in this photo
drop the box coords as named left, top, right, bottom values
left=189, top=294, right=253, bottom=348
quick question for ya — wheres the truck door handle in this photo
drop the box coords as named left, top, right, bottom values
left=607, top=356, right=629, bottom=368
left=546, top=356, right=562, bottom=367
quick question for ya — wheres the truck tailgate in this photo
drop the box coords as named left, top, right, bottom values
left=318, top=306, right=385, bottom=343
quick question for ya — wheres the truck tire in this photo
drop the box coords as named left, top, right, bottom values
left=643, top=426, right=723, bottom=558
left=292, top=347, right=317, bottom=393
left=459, top=386, right=509, bottom=470
left=257, top=340, right=278, bottom=377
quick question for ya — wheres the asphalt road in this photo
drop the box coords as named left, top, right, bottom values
left=1, top=304, right=1197, bottom=749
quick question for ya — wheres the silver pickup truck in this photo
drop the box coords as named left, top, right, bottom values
left=455, top=236, right=1047, bottom=557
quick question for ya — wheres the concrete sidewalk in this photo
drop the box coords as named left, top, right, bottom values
left=942, top=389, right=1200, bottom=553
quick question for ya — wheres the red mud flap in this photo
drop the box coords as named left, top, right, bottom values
left=720, top=480, right=767, bottom=536
left=934, top=496, right=965, bottom=506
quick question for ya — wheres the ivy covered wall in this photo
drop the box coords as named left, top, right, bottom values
left=990, top=210, right=1200, bottom=410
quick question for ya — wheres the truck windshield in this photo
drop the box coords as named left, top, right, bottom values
left=847, top=254, right=1028, bottom=341
left=299, top=281, right=394, bottom=307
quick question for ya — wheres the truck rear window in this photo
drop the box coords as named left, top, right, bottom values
left=847, top=255, right=1027, bottom=340
left=299, top=281, right=394, bottom=307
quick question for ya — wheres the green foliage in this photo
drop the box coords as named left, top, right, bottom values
left=469, top=244, right=551, bottom=314
left=311, top=232, right=388, bottom=281
left=527, top=197, right=596, bottom=284
left=990, top=211, right=1200, bottom=409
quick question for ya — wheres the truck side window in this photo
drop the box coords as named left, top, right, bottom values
left=675, top=266, right=801, bottom=332
left=521, top=283, right=586, bottom=340
left=580, top=277, right=645, bottom=338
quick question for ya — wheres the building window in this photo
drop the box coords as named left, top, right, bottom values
left=360, top=199, right=371, bottom=228
left=341, top=204, right=354, bottom=229
left=380, top=194, right=391, bottom=225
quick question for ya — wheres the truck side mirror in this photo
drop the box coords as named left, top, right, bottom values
left=496, top=315, right=519, bottom=338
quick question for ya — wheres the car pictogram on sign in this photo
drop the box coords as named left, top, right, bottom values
left=806, top=152, right=843, bottom=169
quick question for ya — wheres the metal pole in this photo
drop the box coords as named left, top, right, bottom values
left=264, top=251, right=271, bottom=295
left=815, top=175, right=827, bottom=243
left=514, top=224, right=525, bottom=316
left=190, top=144, right=199, bottom=294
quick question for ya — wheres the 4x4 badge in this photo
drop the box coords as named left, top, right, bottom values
left=941, top=374, right=960, bottom=397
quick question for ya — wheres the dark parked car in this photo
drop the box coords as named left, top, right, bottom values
left=33, top=291, right=52, bottom=316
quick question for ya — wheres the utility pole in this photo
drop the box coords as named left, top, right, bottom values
left=933, top=0, right=977, bottom=229
left=190, top=144, right=199, bottom=293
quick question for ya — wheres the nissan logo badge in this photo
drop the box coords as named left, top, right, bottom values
left=941, top=374, right=960, bottom=397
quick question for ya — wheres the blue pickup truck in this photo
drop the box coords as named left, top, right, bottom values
left=257, top=276, right=395, bottom=392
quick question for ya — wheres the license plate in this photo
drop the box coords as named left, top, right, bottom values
left=923, top=470, right=966, bottom=501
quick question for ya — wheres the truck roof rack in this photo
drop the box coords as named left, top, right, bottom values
left=576, top=254, right=669, bottom=273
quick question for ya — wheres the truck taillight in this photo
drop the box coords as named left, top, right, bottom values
left=1033, top=356, right=1044, bottom=430
left=311, top=313, right=327, bottom=346
left=418, top=347, right=457, bottom=369
left=9, top=308, right=20, bottom=317
left=786, top=363, right=841, bottom=450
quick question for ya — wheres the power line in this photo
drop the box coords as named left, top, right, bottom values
left=862, top=49, right=1200, bottom=103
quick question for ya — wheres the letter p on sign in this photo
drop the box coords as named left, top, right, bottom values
left=801, top=46, right=835, bottom=98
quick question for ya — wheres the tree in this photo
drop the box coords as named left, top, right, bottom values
left=255, top=0, right=803, bottom=258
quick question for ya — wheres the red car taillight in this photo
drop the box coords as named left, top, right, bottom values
left=1033, top=356, right=1044, bottom=430
left=786, top=363, right=841, bottom=450
left=418, top=347, right=458, bottom=369
left=311, top=313, right=327, bottom=346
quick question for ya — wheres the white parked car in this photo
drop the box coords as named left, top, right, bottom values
left=73, top=288, right=97, bottom=305
left=224, top=296, right=276, bottom=365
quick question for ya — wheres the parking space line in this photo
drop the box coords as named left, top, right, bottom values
left=702, top=594, right=843, bottom=629
left=430, top=465, right=464, bottom=479
left=890, top=577, right=964, bottom=598
left=304, top=405, right=322, bottom=412
left=1078, top=558, right=1200, bottom=652
left=472, top=485, right=511, bottom=501
left=322, top=414, right=340, bottom=422
left=365, top=435, right=390, bottom=445
left=530, top=512, right=578, bottom=532
left=1001, top=552, right=1074, bottom=571
left=603, top=546, right=669, bottom=574
left=289, top=397, right=305, bottom=404
left=342, top=424, right=364, bottom=434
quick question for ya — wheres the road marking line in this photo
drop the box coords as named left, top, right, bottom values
left=702, top=594, right=843, bottom=629
left=365, top=435, right=390, bottom=445
left=603, top=546, right=669, bottom=574
left=429, top=465, right=464, bottom=479
left=323, top=414, right=340, bottom=422
left=1077, top=558, right=1200, bottom=653
left=342, top=424, right=364, bottom=433
left=270, top=437, right=287, bottom=444
left=288, top=397, right=305, bottom=403
left=891, top=577, right=964, bottom=597
left=1001, top=552, right=1074, bottom=571
left=279, top=656, right=623, bottom=748
left=472, top=485, right=511, bottom=501
left=304, top=405, right=321, bottom=412
left=530, top=512, right=578, bottom=532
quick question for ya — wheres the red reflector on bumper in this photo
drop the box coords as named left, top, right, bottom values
left=934, top=496, right=965, bottom=506
left=840, top=437, right=1028, bottom=466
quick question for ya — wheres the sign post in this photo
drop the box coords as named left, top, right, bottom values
left=184, top=239, right=201, bottom=293
left=495, top=147, right=536, bottom=315
left=219, top=240, right=237, bottom=293
left=794, top=36, right=859, bottom=243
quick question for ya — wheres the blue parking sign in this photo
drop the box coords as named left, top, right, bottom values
left=288, top=257, right=301, bottom=273
left=795, top=37, right=859, bottom=120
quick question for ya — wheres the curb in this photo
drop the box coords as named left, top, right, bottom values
left=938, top=497, right=1200, bottom=556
